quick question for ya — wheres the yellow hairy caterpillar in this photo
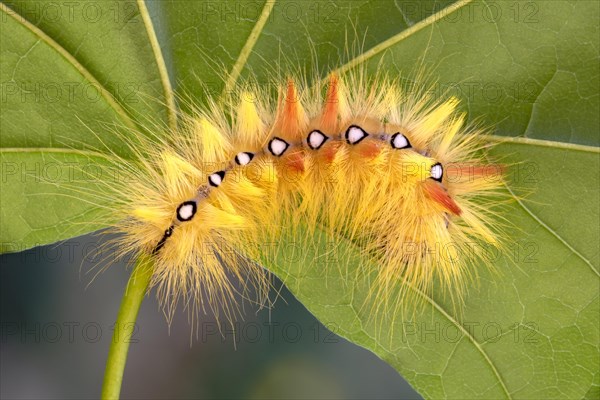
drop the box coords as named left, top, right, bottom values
left=97, top=69, right=505, bottom=324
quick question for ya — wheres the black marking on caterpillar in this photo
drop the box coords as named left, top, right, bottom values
left=152, top=225, right=174, bottom=255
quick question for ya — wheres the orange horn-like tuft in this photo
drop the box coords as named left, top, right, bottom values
left=423, top=180, right=462, bottom=216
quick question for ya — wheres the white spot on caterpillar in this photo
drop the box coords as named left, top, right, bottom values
left=268, top=137, right=289, bottom=156
left=345, top=125, right=368, bottom=144
left=235, top=152, right=254, bottom=166
left=391, top=132, right=411, bottom=149
left=209, top=171, right=225, bottom=187
left=178, top=204, right=194, bottom=220
left=307, top=130, right=329, bottom=150
left=176, top=201, right=197, bottom=222
left=431, top=163, right=443, bottom=182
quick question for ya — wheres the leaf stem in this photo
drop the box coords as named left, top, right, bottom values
left=101, top=254, right=154, bottom=400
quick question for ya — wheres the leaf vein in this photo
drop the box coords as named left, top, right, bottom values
left=220, top=0, right=276, bottom=99
left=136, top=0, right=178, bottom=131
left=333, top=0, right=475, bottom=75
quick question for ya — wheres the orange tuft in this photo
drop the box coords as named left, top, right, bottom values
left=272, top=79, right=307, bottom=141
left=320, top=74, right=341, bottom=133
left=423, top=180, right=462, bottom=216
left=320, top=141, right=340, bottom=163
left=283, top=149, right=306, bottom=173
left=358, top=140, right=382, bottom=160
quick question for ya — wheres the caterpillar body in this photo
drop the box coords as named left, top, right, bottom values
left=103, top=70, right=505, bottom=323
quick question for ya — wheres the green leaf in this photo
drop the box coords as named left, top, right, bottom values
left=350, top=0, right=600, bottom=146
left=0, top=150, right=112, bottom=253
left=0, top=0, right=174, bottom=250
left=2, top=0, right=176, bottom=128
left=159, top=0, right=456, bottom=105
left=1, top=1, right=598, bottom=398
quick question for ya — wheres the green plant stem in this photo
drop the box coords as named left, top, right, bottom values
left=101, top=254, right=154, bottom=400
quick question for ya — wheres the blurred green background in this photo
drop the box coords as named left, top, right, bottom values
left=0, top=234, right=420, bottom=399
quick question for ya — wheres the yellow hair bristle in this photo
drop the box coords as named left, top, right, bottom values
left=234, top=91, right=267, bottom=151
left=193, top=118, right=232, bottom=165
